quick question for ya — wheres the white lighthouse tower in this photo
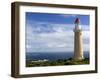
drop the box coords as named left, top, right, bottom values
left=73, top=18, right=84, bottom=60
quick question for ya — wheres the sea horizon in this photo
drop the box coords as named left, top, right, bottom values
left=26, top=51, right=89, bottom=61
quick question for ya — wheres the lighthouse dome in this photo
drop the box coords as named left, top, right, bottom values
left=75, top=18, right=80, bottom=23
left=74, top=18, right=81, bottom=30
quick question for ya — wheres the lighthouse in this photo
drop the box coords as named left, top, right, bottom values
left=73, top=18, right=84, bottom=60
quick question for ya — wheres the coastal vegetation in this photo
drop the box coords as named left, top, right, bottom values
left=26, top=58, right=89, bottom=67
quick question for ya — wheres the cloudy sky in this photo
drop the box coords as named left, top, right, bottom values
left=25, top=12, right=90, bottom=53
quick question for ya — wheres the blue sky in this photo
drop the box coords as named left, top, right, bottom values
left=26, top=12, right=89, bottom=25
left=25, top=12, right=90, bottom=53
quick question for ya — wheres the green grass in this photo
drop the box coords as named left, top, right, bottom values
left=26, top=58, right=89, bottom=67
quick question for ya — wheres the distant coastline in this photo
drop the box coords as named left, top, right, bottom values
left=26, top=51, right=89, bottom=61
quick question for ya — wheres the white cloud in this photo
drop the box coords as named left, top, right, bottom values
left=46, top=43, right=67, bottom=48
left=26, top=21, right=89, bottom=52
left=26, top=45, right=31, bottom=49
left=60, top=14, right=77, bottom=18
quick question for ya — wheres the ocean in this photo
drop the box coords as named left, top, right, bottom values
left=26, top=52, right=89, bottom=61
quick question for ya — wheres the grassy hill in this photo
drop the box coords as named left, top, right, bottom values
left=26, top=58, right=89, bottom=67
